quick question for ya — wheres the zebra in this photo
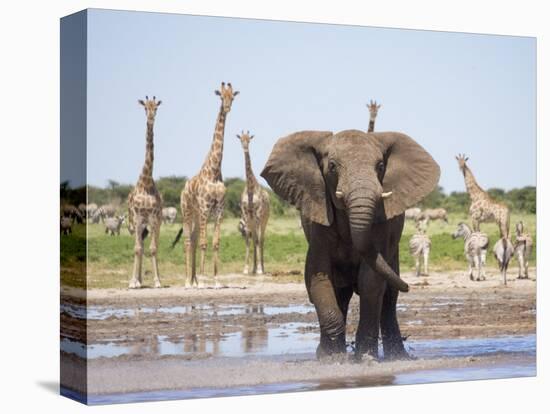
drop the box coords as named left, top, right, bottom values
left=405, top=207, right=422, bottom=221
left=104, top=215, right=126, bottom=236
left=418, top=208, right=448, bottom=224
left=60, top=216, right=73, bottom=235
left=409, top=232, right=431, bottom=277
left=91, top=204, right=116, bottom=224
left=78, top=203, right=87, bottom=219
left=452, top=222, right=489, bottom=282
left=162, top=207, right=178, bottom=224
left=514, top=221, right=534, bottom=279
left=493, top=238, right=514, bottom=286
left=86, top=203, right=98, bottom=220
left=61, top=204, right=84, bottom=224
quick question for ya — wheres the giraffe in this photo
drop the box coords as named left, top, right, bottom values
left=366, top=99, right=381, bottom=133
left=127, top=96, right=163, bottom=289
left=237, top=131, right=270, bottom=275
left=179, top=82, right=239, bottom=287
left=456, top=154, right=510, bottom=238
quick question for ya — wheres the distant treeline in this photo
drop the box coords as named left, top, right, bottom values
left=62, top=177, right=536, bottom=217
left=418, top=185, right=536, bottom=214
left=85, top=176, right=292, bottom=217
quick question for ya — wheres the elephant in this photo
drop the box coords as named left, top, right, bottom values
left=261, top=129, right=440, bottom=361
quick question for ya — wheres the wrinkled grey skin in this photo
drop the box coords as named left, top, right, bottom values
left=261, top=130, right=440, bottom=361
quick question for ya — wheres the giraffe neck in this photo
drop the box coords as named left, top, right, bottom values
left=368, top=118, right=375, bottom=133
left=201, top=106, right=227, bottom=181
left=462, top=166, right=484, bottom=200
left=137, top=121, right=155, bottom=190
left=244, top=149, right=258, bottom=211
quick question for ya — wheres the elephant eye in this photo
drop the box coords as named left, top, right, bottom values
left=376, top=161, right=385, bottom=173
left=328, top=160, right=337, bottom=173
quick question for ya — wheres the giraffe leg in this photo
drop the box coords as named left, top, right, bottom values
left=190, top=219, right=199, bottom=287
left=243, top=229, right=250, bottom=275
left=212, top=206, right=224, bottom=288
left=472, top=219, right=480, bottom=232
left=183, top=208, right=194, bottom=288
left=198, top=212, right=209, bottom=287
left=258, top=225, right=266, bottom=275
left=129, top=219, right=144, bottom=289
left=250, top=222, right=259, bottom=275
left=150, top=217, right=162, bottom=288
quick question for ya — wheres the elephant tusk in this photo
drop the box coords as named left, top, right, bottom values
left=381, top=191, right=393, bottom=199
left=335, top=191, right=344, bottom=199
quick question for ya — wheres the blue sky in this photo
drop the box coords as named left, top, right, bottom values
left=84, top=9, right=536, bottom=193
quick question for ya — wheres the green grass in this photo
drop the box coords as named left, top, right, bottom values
left=60, top=212, right=536, bottom=289
left=400, top=212, right=536, bottom=271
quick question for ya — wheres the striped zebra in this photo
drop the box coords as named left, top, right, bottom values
left=493, top=237, right=514, bottom=286
left=409, top=232, right=431, bottom=277
left=162, top=207, right=178, bottom=224
left=514, top=221, right=534, bottom=280
left=452, top=222, right=489, bottom=282
left=91, top=204, right=116, bottom=224
left=104, top=215, right=126, bottom=236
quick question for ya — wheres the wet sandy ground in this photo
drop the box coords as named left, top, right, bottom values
left=60, top=269, right=536, bottom=398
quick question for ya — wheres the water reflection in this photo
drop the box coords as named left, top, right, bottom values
left=61, top=303, right=314, bottom=320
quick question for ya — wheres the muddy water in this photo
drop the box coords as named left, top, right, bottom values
left=60, top=298, right=536, bottom=404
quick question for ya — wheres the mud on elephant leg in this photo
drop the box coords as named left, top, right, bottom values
left=308, top=272, right=347, bottom=359
left=355, top=262, right=386, bottom=361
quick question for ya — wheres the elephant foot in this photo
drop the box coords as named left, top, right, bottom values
left=381, top=336, right=412, bottom=361
left=316, top=334, right=346, bottom=360
left=354, top=338, right=379, bottom=362
left=316, top=347, right=347, bottom=364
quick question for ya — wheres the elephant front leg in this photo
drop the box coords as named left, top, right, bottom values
left=381, top=286, right=411, bottom=359
left=355, top=260, right=385, bottom=361
left=305, top=250, right=346, bottom=359
left=380, top=251, right=411, bottom=360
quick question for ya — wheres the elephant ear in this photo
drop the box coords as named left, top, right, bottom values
left=261, top=131, right=333, bottom=226
left=372, top=132, right=440, bottom=220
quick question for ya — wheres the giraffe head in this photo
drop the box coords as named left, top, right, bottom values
left=366, top=99, right=381, bottom=118
left=455, top=153, right=469, bottom=172
left=215, top=82, right=239, bottom=113
left=237, top=130, right=254, bottom=151
left=138, top=96, right=162, bottom=123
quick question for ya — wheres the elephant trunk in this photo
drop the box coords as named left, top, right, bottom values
left=365, top=252, right=409, bottom=292
left=347, top=184, right=378, bottom=253
left=346, top=184, right=409, bottom=293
